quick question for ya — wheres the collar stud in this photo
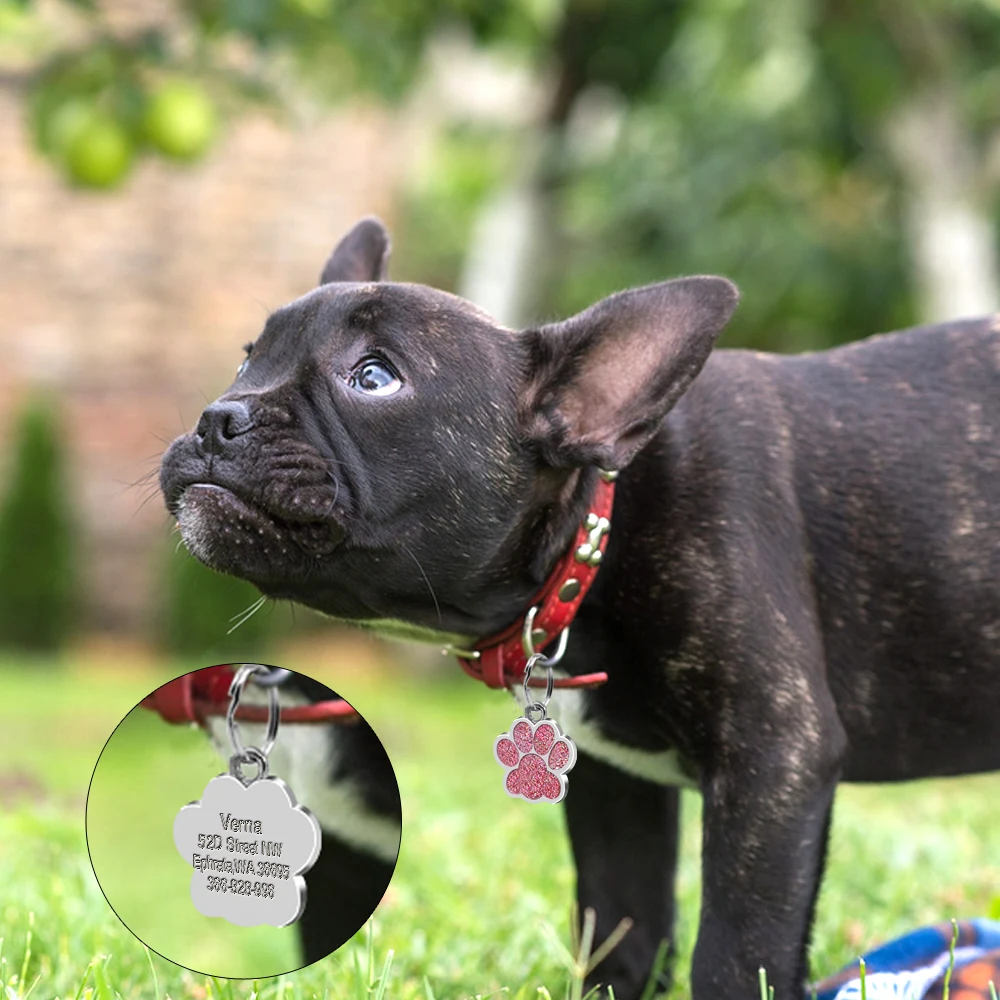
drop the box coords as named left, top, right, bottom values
left=575, top=514, right=610, bottom=566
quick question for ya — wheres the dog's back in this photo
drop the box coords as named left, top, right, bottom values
left=669, top=318, right=1000, bottom=781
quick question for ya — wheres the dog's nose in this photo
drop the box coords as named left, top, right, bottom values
left=195, top=399, right=253, bottom=454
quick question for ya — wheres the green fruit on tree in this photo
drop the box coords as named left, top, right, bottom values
left=144, top=81, right=217, bottom=161
left=45, top=99, right=98, bottom=159
left=65, top=115, right=134, bottom=189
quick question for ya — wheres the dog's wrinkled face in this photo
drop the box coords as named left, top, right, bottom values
left=160, top=217, right=738, bottom=639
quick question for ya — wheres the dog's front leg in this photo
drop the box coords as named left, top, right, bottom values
left=564, top=751, right=681, bottom=1000
left=691, top=741, right=841, bottom=1000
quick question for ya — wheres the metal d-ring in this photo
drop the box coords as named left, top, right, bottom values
left=521, top=606, right=569, bottom=665
left=520, top=607, right=569, bottom=715
left=252, top=666, right=292, bottom=687
left=226, top=663, right=279, bottom=764
left=229, top=745, right=271, bottom=785
left=522, top=653, right=555, bottom=717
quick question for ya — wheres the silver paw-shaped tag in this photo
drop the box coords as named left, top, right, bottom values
left=173, top=773, right=322, bottom=927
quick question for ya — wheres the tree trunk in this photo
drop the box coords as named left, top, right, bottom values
left=458, top=135, right=549, bottom=327
left=885, top=85, right=999, bottom=323
left=458, top=37, right=588, bottom=328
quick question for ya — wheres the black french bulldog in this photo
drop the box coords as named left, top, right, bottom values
left=160, top=217, right=1000, bottom=999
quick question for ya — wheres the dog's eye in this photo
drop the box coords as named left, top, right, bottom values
left=346, top=357, right=402, bottom=396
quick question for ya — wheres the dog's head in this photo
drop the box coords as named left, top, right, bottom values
left=160, top=218, right=738, bottom=640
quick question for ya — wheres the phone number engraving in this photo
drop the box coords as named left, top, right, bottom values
left=205, top=876, right=276, bottom=898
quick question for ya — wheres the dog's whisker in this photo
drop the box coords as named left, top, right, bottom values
left=324, top=473, right=342, bottom=516
left=115, top=472, right=163, bottom=500
left=249, top=296, right=273, bottom=319
left=120, top=466, right=162, bottom=489
left=129, top=491, right=165, bottom=521
left=131, top=473, right=160, bottom=489
left=401, top=543, right=442, bottom=627
left=227, top=594, right=268, bottom=635
left=228, top=593, right=267, bottom=623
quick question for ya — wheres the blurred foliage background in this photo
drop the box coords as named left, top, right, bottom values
left=1, top=0, right=999, bottom=647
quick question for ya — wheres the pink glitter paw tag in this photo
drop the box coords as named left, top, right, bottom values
left=494, top=715, right=577, bottom=804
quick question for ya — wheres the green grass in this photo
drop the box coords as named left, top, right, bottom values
left=4, top=653, right=1000, bottom=998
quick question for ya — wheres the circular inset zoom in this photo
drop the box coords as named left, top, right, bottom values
left=85, top=663, right=402, bottom=977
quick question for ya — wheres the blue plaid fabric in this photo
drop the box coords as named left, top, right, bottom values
left=812, top=920, right=1000, bottom=1000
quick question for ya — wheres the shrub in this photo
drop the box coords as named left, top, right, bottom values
left=0, top=394, right=77, bottom=652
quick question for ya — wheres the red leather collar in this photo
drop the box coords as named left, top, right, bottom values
left=140, top=664, right=359, bottom=726
left=457, top=473, right=615, bottom=691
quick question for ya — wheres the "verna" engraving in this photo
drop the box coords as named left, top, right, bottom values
left=219, top=813, right=263, bottom=834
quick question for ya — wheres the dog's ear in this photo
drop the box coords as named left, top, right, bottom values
left=522, top=277, right=739, bottom=470
left=320, top=217, right=391, bottom=284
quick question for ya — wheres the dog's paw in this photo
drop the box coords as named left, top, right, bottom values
left=494, top=717, right=576, bottom=803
